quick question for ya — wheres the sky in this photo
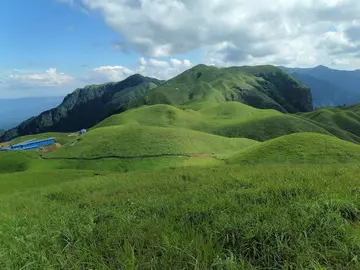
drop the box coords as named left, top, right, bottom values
left=1, top=0, right=360, bottom=98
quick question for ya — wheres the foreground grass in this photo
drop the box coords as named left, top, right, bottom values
left=0, top=170, right=98, bottom=195
left=1, top=164, right=360, bottom=269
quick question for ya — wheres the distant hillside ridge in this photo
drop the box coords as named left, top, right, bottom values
left=281, top=65, right=360, bottom=107
left=139, top=64, right=313, bottom=113
left=0, top=74, right=163, bottom=142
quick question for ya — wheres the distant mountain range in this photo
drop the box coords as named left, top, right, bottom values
left=0, top=75, right=163, bottom=142
left=0, top=97, right=64, bottom=130
left=281, top=65, right=360, bottom=108
left=0, top=65, right=313, bottom=142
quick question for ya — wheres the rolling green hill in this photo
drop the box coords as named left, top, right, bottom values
left=0, top=152, right=31, bottom=173
left=140, top=64, right=313, bottom=113
left=299, top=104, right=360, bottom=142
left=95, top=102, right=337, bottom=142
left=47, top=125, right=258, bottom=159
left=0, top=75, right=163, bottom=142
left=228, top=133, right=360, bottom=164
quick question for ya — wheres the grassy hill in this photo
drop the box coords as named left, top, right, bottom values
left=0, top=75, right=163, bottom=142
left=47, top=125, right=258, bottom=159
left=299, top=104, right=360, bottom=142
left=0, top=152, right=31, bottom=173
left=95, top=102, right=333, bottom=142
left=140, top=64, right=313, bottom=113
left=228, top=133, right=360, bottom=165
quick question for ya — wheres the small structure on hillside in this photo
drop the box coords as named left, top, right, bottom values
left=80, top=129, right=87, bottom=135
left=0, top=138, right=55, bottom=151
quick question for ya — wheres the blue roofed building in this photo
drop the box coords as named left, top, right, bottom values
left=0, top=138, right=55, bottom=151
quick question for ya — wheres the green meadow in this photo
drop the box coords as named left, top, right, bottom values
left=2, top=68, right=360, bottom=268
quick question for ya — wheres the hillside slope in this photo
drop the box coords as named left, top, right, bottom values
left=95, top=102, right=333, bottom=142
left=0, top=75, right=163, bottom=142
left=299, top=104, right=360, bottom=142
left=140, top=64, right=313, bottom=113
left=228, top=133, right=360, bottom=164
left=47, top=125, right=258, bottom=159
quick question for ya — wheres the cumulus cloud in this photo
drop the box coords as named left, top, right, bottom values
left=63, top=0, right=360, bottom=69
left=89, top=58, right=192, bottom=83
left=93, top=66, right=134, bottom=81
left=7, top=68, right=73, bottom=87
left=0, top=68, right=75, bottom=98
left=138, top=57, right=192, bottom=79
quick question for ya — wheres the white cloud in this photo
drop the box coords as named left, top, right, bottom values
left=147, top=59, right=170, bottom=68
left=91, top=58, right=193, bottom=82
left=0, top=59, right=193, bottom=98
left=0, top=68, right=76, bottom=98
left=93, top=65, right=134, bottom=81
left=138, top=57, right=193, bottom=79
left=65, top=0, right=360, bottom=69
left=7, top=68, right=73, bottom=86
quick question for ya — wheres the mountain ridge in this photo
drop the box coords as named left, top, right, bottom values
left=140, top=64, right=313, bottom=113
left=281, top=65, right=360, bottom=107
left=0, top=74, right=163, bottom=142
left=0, top=64, right=313, bottom=142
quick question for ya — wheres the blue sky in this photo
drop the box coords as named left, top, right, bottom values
left=1, top=0, right=138, bottom=74
left=1, top=0, right=360, bottom=98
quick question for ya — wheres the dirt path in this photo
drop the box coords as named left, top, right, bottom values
left=191, top=153, right=214, bottom=158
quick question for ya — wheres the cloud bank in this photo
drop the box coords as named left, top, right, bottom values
left=77, top=0, right=360, bottom=68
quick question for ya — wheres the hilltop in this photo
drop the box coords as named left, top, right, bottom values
left=0, top=75, right=163, bottom=142
left=140, top=64, right=313, bottom=113
left=228, top=133, right=360, bottom=165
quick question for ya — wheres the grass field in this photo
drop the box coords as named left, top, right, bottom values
left=3, top=98, right=360, bottom=268
left=2, top=164, right=360, bottom=269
